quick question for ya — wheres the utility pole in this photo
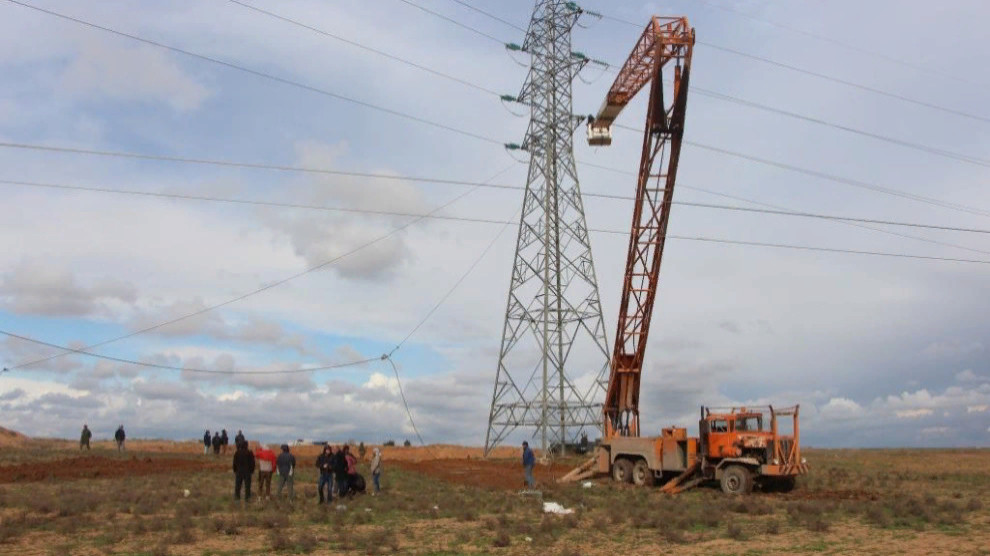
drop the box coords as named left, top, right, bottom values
left=485, top=0, right=609, bottom=457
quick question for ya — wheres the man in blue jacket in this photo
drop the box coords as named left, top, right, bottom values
left=522, top=441, right=535, bottom=488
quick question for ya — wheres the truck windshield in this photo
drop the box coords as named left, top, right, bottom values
left=735, top=416, right=762, bottom=431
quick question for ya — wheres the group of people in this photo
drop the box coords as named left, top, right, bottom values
left=230, top=440, right=382, bottom=503
left=78, top=424, right=126, bottom=451
left=204, top=428, right=245, bottom=455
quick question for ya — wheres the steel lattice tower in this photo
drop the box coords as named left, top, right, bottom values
left=484, top=0, right=609, bottom=456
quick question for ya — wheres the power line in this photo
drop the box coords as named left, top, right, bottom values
left=8, top=176, right=990, bottom=237
left=596, top=10, right=989, bottom=124
left=691, top=0, right=986, bottom=91
left=4, top=164, right=517, bottom=371
left=3, top=0, right=504, bottom=145
left=6, top=138, right=990, bottom=256
left=4, top=176, right=989, bottom=264
left=579, top=158, right=990, bottom=257
left=689, top=86, right=990, bottom=168
left=683, top=139, right=990, bottom=218
left=0, top=330, right=380, bottom=375
left=228, top=0, right=502, bottom=97
left=447, top=0, right=526, bottom=32
left=395, top=0, right=505, bottom=45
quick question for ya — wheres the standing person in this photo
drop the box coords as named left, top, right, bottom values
left=275, top=444, right=296, bottom=499
left=315, top=444, right=334, bottom=504
left=334, top=445, right=350, bottom=497
left=234, top=430, right=245, bottom=446
left=203, top=430, right=211, bottom=455
left=255, top=444, right=276, bottom=500
left=370, top=447, right=383, bottom=495
left=220, top=429, right=229, bottom=455
left=212, top=431, right=222, bottom=455
left=522, top=441, right=535, bottom=488
left=114, top=425, right=126, bottom=452
left=80, top=424, right=91, bottom=451
left=232, top=440, right=255, bottom=502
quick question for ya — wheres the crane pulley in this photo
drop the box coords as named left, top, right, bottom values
left=589, top=17, right=695, bottom=439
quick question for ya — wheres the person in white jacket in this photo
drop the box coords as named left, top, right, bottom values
left=370, top=447, right=383, bottom=495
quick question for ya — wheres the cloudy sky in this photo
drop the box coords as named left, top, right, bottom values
left=0, top=0, right=988, bottom=448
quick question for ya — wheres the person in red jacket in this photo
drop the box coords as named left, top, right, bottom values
left=255, top=444, right=277, bottom=500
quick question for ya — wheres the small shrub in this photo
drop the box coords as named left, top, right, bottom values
left=492, top=529, right=511, bottom=548
left=726, top=521, right=746, bottom=540
left=269, top=529, right=290, bottom=551
left=805, top=518, right=830, bottom=532
left=663, top=528, right=686, bottom=544
left=765, top=520, right=781, bottom=535
left=403, top=439, right=412, bottom=447
left=966, top=498, right=983, bottom=512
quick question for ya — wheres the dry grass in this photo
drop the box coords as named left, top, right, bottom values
left=0, top=446, right=986, bottom=554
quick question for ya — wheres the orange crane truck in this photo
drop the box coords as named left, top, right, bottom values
left=563, top=16, right=808, bottom=494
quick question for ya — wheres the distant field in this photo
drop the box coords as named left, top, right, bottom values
left=0, top=440, right=987, bottom=555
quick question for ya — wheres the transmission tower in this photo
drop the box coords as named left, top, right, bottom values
left=484, top=0, right=609, bottom=456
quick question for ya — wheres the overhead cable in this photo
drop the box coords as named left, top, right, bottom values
left=228, top=0, right=502, bottom=97
left=7, top=177, right=990, bottom=237
left=3, top=0, right=503, bottom=145
left=691, top=0, right=986, bottom=91
left=0, top=330, right=381, bottom=375
left=4, top=164, right=516, bottom=371
left=396, top=0, right=505, bottom=45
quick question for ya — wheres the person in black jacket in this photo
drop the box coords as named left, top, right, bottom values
left=315, top=444, right=334, bottom=504
left=232, top=441, right=256, bottom=501
left=203, top=430, right=211, bottom=455
left=220, top=429, right=229, bottom=455
left=333, top=445, right=350, bottom=497
left=212, top=432, right=222, bottom=455
left=234, top=430, right=245, bottom=446
left=114, top=425, right=126, bottom=452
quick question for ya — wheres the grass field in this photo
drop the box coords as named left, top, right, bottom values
left=0, top=440, right=987, bottom=555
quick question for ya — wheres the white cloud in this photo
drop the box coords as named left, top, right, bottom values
left=363, top=372, right=399, bottom=396
left=61, top=36, right=211, bottom=112
left=968, top=405, right=988, bottom=414
left=956, top=369, right=987, bottom=383
left=895, top=408, right=933, bottom=419
left=0, top=260, right=136, bottom=317
left=922, top=340, right=984, bottom=360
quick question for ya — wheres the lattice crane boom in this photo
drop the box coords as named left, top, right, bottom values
left=589, top=16, right=695, bottom=439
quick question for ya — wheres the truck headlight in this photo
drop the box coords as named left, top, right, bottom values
left=801, top=458, right=807, bottom=464
left=772, top=458, right=779, bottom=465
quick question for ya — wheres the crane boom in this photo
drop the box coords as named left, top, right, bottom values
left=590, top=17, right=694, bottom=439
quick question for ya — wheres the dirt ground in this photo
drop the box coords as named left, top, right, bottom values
left=390, top=457, right=565, bottom=490
left=0, top=455, right=223, bottom=483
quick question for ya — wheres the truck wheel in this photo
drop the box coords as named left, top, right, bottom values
left=720, top=465, right=753, bottom=495
left=632, top=459, right=654, bottom=487
left=612, top=458, right=633, bottom=484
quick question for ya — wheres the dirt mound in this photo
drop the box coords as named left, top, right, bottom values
left=391, top=458, right=564, bottom=490
left=0, top=455, right=223, bottom=483
left=0, top=426, right=28, bottom=448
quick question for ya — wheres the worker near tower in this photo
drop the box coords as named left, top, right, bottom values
left=522, top=441, right=535, bottom=488
left=80, top=424, right=91, bottom=450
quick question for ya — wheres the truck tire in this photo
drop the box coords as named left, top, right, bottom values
left=632, top=459, right=654, bottom=487
left=612, top=458, right=633, bottom=484
left=720, top=465, right=753, bottom=495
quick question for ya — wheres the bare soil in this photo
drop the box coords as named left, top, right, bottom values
left=0, top=454, right=222, bottom=483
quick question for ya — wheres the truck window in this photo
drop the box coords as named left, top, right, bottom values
left=711, top=419, right=728, bottom=433
left=736, top=417, right=762, bottom=431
